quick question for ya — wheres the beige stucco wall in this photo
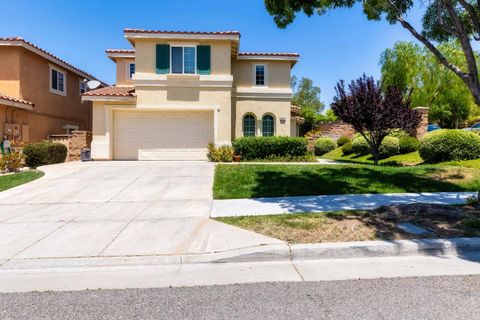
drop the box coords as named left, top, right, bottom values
left=0, top=46, right=21, bottom=97
left=233, top=98, right=291, bottom=138
left=232, top=60, right=292, bottom=89
left=134, top=39, right=232, bottom=77
left=115, top=58, right=135, bottom=86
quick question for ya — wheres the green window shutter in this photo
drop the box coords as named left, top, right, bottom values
left=156, top=44, right=170, bottom=74
left=197, top=45, right=211, bottom=75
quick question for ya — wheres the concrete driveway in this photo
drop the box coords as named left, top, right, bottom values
left=0, top=161, right=281, bottom=269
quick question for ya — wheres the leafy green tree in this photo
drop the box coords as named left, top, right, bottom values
left=291, top=77, right=326, bottom=134
left=264, top=0, right=480, bottom=106
left=380, top=41, right=477, bottom=127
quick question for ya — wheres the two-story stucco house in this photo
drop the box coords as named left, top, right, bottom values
left=83, top=29, right=302, bottom=160
left=0, top=37, right=105, bottom=143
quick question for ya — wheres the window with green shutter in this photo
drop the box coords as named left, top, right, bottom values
left=156, top=44, right=170, bottom=74
left=196, top=45, right=211, bottom=75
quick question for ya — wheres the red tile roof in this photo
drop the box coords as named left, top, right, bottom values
left=0, top=91, right=33, bottom=106
left=105, top=49, right=135, bottom=54
left=124, top=28, right=241, bottom=36
left=239, top=52, right=299, bottom=57
left=0, top=37, right=107, bottom=86
left=83, top=86, right=135, bottom=97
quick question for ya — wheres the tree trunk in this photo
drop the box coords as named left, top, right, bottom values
left=371, top=149, right=380, bottom=165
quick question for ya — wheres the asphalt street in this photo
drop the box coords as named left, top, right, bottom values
left=1, top=275, right=480, bottom=320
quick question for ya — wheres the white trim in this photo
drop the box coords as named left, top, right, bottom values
left=133, top=104, right=220, bottom=111
left=106, top=52, right=135, bottom=60
left=170, top=45, right=197, bottom=75
left=233, top=87, right=292, bottom=100
left=81, top=96, right=136, bottom=102
left=125, top=33, right=240, bottom=42
left=49, top=64, right=67, bottom=96
left=0, top=40, right=101, bottom=82
left=252, top=64, right=268, bottom=87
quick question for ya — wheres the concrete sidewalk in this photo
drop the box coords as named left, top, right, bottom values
left=211, top=192, right=476, bottom=217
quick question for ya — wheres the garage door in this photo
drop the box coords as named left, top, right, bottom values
left=113, top=110, right=214, bottom=160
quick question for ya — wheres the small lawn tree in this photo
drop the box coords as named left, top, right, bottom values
left=331, top=75, right=421, bottom=164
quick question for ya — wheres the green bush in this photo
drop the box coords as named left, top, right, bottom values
left=399, top=136, right=419, bottom=154
left=314, top=137, right=336, bottom=156
left=352, top=137, right=370, bottom=156
left=232, top=136, right=308, bottom=160
left=378, top=137, right=400, bottom=159
left=419, top=129, right=480, bottom=163
left=23, top=142, right=67, bottom=168
left=207, top=143, right=233, bottom=162
left=388, top=129, right=410, bottom=139
left=341, top=142, right=354, bottom=155
left=336, top=136, right=351, bottom=147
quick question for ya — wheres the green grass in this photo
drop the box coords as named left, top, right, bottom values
left=0, top=171, right=44, bottom=192
left=321, top=147, right=422, bottom=166
left=444, top=158, right=480, bottom=169
left=213, top=164, right=480, bottom=199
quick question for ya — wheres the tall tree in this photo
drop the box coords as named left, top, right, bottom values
left=264, top=0, right=480, bottom=106
left=380, top=41, right=477, bottom=127
left=291, top=77, right=326, bottom=134
left=332, top=75, right=421, bottom=164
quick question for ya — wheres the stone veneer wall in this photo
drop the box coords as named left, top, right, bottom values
left=68, top=131, right=92, bottom=161
left=307, top=107, right=430, bottom=149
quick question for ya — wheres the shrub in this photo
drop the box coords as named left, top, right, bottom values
left=351, top=136, right=370, bottom=156
left=23, top=142, right=67, bottom=168
left=388, top=129, right=410, bottom=139
left=378, top=136, right=400, bottom=159
left=341, top=142, right=354, bottom=155
left=207, top=143, right=233, bottom=162
left=419, top=129, right=480, bottom=163
left=398, top=136, right=419, bottom=154
left=0, top=152, right=25, bottom=173
left=314, top=137, right=336, bottom=156
left=232, top=136, right=308, bottom=160
left=336, top=136, right=351, bottom=147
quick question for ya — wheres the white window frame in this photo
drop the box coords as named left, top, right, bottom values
left=128, top=62, right=135, bottom=79
left=79, top=80, right=88, bottom=95
left=49, top=65, right=67, bottom=96
left=170, top=45, right=197, bottom=75
left=253, top=64, right=268, bottom=87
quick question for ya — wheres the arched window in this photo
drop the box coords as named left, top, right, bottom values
left=262, top=114, right=275, bottom=137
left=243, top=114, right=256, bottom=136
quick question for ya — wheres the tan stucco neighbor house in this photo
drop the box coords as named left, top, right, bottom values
left=0, top=37, right=105, bottom=143
left=83, top=28, right=302, bottom=161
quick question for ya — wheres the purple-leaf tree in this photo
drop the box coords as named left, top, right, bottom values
left=331, top=75, right=421, bottom=165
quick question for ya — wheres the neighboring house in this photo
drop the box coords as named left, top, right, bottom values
left=83, top=28, right=303, bottom=160
left=0, top=37, right=105, bottom=143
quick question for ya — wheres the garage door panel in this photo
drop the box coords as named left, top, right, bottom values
left=113, top=110, right=214, bottom=160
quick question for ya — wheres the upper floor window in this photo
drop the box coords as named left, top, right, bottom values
left=50, top=66, right=66, bottom=96
left=171, top=46, right=196, bottom=74
left=129, top=63, right=135, bottom=79
left=254, top=64, right=267, bottom=86
left=80, top=81, right=87, bottom=94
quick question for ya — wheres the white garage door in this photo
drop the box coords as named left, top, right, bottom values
left=113, top=110, right=214, bottom=160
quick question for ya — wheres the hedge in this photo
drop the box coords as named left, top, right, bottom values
left=399, top=136, right=419, bottom=154
left=341, top=142, right=354, bottom=155
left=352, top=136, right=370, bottom=156
left=336, top=136, right=351, bottom=147
left=232, top=136, right=308, bottom=160
left=378, top=136, right=400, bottom=159
left=314, top=137, right=336, bottom=156
left=23, top=141, right=68, bottom=168
left=419, top=129, right=480, bottom=163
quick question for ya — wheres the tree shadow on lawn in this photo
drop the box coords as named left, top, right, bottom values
left=250, top=166, right=466, bottom=199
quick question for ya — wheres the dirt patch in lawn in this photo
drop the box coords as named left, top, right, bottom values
left=428, top=166, right=477, bottom=184
left=216, top=203, right=480, bottom=243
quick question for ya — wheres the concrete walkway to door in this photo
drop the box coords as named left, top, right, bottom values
left=0, top=161, right=282, bottom=270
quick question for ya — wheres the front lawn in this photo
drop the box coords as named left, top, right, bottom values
left=321, top=147, right=423, bottom=166
left=0, top=171, right=44, bottom=192
left=216, top=203, right=480, bottom=243
left=213, top=164, right=480, bottom=199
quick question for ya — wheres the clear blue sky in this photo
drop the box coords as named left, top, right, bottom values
left=0, top=0, right=425, bottom=107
